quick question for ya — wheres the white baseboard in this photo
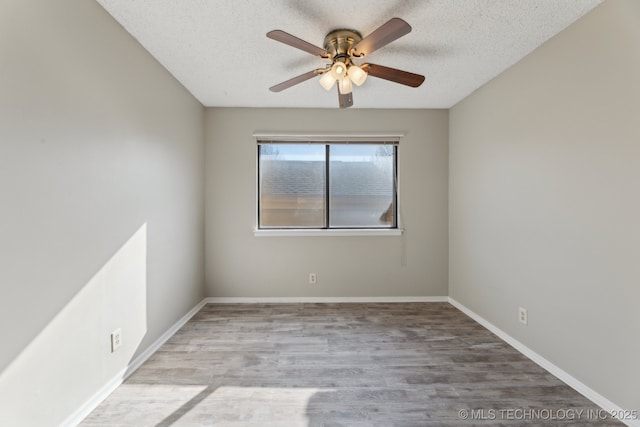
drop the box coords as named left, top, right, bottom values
left=448, top=297, right=639, bottom=427
left=123, top=298, right=208, bottom=378
left=205, top=296, right=449, bottom=304
left=61, top=365, right=128, bottom=427
left=62, top=298, right=208, bottom=427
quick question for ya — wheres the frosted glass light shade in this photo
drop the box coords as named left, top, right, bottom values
left=347, top=64, right=367, bottom=86
left=330, top=62, right=348, bottom=80
left=319, top=72, right=337, bottom=90
left=338, top=77, right=352, bottom=94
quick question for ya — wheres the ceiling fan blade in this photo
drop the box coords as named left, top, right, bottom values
left=363, top=63, right=425, bottom=88
left=337, top=86, right=353, bottom=109
left=269, top=69, right=321, bottom=92
left=267, top=30, right=329, bottom=58
left=351, top=18, right=412, bottom=57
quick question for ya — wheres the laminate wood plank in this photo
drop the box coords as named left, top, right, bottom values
left=81, top=303, right=623, bottom=426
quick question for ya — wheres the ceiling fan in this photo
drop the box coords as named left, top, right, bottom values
left=267, top=18, right=425, bottom=108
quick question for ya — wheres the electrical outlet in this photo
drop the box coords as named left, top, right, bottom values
left=518, top=307, right=528, bottom=325
left=309, top=273, right=317, bottom=284
left=111, top=328, right=122, bottom=352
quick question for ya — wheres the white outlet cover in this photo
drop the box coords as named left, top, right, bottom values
left=111, top=328, right=122, bottom=352
left=518, top=307, right=528, bottom=325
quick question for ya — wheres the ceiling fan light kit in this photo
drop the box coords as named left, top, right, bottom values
left=267, top=18, right=425, bottom=108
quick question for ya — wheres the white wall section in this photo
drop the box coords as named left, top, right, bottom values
left=205, top=108, right=449, bottom=298
left=450, top=0, right=639, bottom=415
left=0, top=0, right=205, bottom=425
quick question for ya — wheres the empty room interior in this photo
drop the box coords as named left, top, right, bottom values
left=1, top=0, right=639, bottom=425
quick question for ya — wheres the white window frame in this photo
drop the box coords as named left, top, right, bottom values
left=253, top=132, right=404, bottom=237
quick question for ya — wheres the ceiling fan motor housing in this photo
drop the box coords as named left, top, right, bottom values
left=323, top=29, right=363, bottom=61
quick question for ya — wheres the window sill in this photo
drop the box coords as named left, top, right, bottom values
left=253, top=228, right=404, bottom=237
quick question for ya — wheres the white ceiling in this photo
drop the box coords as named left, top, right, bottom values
left=95, top=0, right=602, bottom=109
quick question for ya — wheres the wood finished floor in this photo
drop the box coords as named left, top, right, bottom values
left=81, top=303, right=622, bottom=426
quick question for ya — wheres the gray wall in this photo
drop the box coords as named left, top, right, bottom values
left=450, top=0, right=639, bottom=414
left=205, top=108, right=448, bottom=298
left=0, top=0, right=205, bottom=425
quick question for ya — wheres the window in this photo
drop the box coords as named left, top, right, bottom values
left=258, top=141, right=398, bottom=230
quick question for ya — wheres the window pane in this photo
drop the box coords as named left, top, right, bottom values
left=329, top=145, right=396, bottom=228
left=259, top=144, right=326, bottom=228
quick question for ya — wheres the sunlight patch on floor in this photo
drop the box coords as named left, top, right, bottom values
left=207, top=386, right=330, bottom=423
left=82, top=384, right=332, bottom=426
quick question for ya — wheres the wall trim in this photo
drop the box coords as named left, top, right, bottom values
left=448, top=297, right=639, bottom=427
left=253, top=131, right=405, bottom=142
left=61, top=365, right=128, bottom=427
left=253, top=228, right=403, bottom=237
left=62, top=298, right=208, bottom=427
left=204, top=296, right=449, bottom=304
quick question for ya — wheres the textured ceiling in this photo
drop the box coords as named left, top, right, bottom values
left=95, top=0, right=602, bottom=109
